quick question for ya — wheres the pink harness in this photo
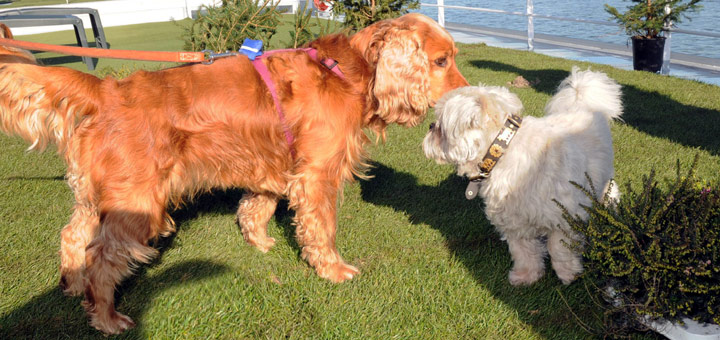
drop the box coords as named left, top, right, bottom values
left=251, top=48, right=345, bottom=157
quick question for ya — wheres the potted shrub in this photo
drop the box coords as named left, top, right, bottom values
left=557, top=155, right=720, bottom=338
left=605, top=0, right=703, bottom=73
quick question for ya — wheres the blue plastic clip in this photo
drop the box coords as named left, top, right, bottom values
left=239, top=38, right=263, bottom=60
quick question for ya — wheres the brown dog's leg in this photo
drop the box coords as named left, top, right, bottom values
left=289, top=176, right=359, bottom=283
left=60, top=170, right=98, bottom=296
left=82, top=202, right=161, bottom=334
left=237, top=192, right=278, bottom=253
left=59, top=204, right=99, bottom=296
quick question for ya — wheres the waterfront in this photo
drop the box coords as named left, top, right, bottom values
left=416, top=0, right=720, bottom=59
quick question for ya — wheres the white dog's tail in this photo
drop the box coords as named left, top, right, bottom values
left=545, top=66, right=623, bottom=121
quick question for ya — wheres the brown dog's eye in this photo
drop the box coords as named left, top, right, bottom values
left=435, top=58, right=447, bottom=67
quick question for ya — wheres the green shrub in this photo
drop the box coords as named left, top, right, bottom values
left=331, top=0, right=420, bottom=31
left=183, top=0, right=282, bottom=53
left=559, top=155, right=720, bottom=335
left=285, top=0, right=345, bottom=48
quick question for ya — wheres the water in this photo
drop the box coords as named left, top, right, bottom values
left=415, top=0, right=720, bottom=59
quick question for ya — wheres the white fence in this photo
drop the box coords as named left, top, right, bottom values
left=422, top=0, right=720, bottom=74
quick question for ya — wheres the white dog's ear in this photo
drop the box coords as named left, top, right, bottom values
left=469, top=88, right=523, bottom=129
left=470, top=96, right=493, bottom=128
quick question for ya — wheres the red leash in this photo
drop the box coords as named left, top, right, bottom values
left=0, top=37, right=206, bottom=63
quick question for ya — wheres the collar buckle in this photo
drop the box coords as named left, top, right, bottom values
left=465, top=114, right=523, bottom=199
left=467, top=172, right=489, bottom=182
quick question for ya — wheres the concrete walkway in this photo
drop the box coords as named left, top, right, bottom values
left=445, top=22, right=720, bottom=87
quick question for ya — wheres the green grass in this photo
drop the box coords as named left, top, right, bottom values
left=2, top=18, right=720, bottom=340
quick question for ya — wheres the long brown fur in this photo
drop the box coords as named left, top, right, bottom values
left=0, top=13, right=468, bottom=334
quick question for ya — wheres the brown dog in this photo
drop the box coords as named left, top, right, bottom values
left=0, top=13, right=468, bottom=334
left=0, top=23, right=36, bottom=64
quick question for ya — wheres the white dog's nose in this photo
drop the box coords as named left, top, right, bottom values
left=429, top=122, right=436, bottom=130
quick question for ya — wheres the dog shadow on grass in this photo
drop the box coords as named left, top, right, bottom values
left=0, top=260, right=230, bottom=339
left=469, top=60, right=569, bottom=95
left=0, top=189, right=263, bottom=339
left=360, top=162, right=607, bottom=340
left=472, top=60, right=720, bottom=155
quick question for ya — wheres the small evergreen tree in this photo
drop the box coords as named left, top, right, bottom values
left=286, top=1, right=345, bottom=48
left=184, top=0, right=282, bottom=53
left=331, top=0, right=420, bottom=31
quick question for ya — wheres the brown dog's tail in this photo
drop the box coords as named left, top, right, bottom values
left=0, top=23, right=37, bottom=64
left=0, top=63, right=101, bottom=151
left=0, top=23, right=10, bottom=38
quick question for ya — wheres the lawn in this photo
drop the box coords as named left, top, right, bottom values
left=1, top=18, right=719, bottom=339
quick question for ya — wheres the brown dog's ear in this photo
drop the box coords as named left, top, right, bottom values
left=0, top=23, right=14, bottom=39
left=351, top=20, right=390, bottom=66
left=371, top=26, right=430, bottom=127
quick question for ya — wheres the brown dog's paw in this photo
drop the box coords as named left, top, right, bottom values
left=90, top=310, right=136, bottom=335
left=246, top=235, right=276, bottom=253
left=59, top=273, right=84, bottom=296
left=317, top=262, right=360, bottom=283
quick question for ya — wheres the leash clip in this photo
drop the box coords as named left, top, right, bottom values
left=202, top=50, right=238, bottom=65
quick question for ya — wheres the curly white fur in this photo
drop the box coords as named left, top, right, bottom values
left=423, top=67, right=622, bottom=285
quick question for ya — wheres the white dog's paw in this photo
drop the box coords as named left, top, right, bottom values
left=555, top=269, right=580, bottom=285
left=552, top=256, right=583, bottom=285
left=508, top=267, right=545, bottom=286
left=552, top=261, right=583, bottom=285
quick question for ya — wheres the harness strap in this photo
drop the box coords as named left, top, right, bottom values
left=303, top=48, right=345, bottom=79
left=251, top=57, right=296, bottom=157
left=251, top=48, right=345, bottom=158
left=261, top=47, right=345, bottom=79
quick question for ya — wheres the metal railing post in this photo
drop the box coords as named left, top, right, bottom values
left=662, top=4, right=672, bottom=74
left=527, top=0, right=534, bottom=51
left=437, top=0, right=445, bottom=27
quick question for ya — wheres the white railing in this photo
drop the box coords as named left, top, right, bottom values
left=421, top=0, right=720, bottom=74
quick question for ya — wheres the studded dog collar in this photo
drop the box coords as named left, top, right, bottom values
left=465, top=114, right=523, bottom=200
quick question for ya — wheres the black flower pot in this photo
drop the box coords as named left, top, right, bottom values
left=631, top=36, right=666, bottom=73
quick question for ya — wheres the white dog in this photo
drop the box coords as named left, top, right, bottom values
left=423, top=67, right=622, bottom=285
